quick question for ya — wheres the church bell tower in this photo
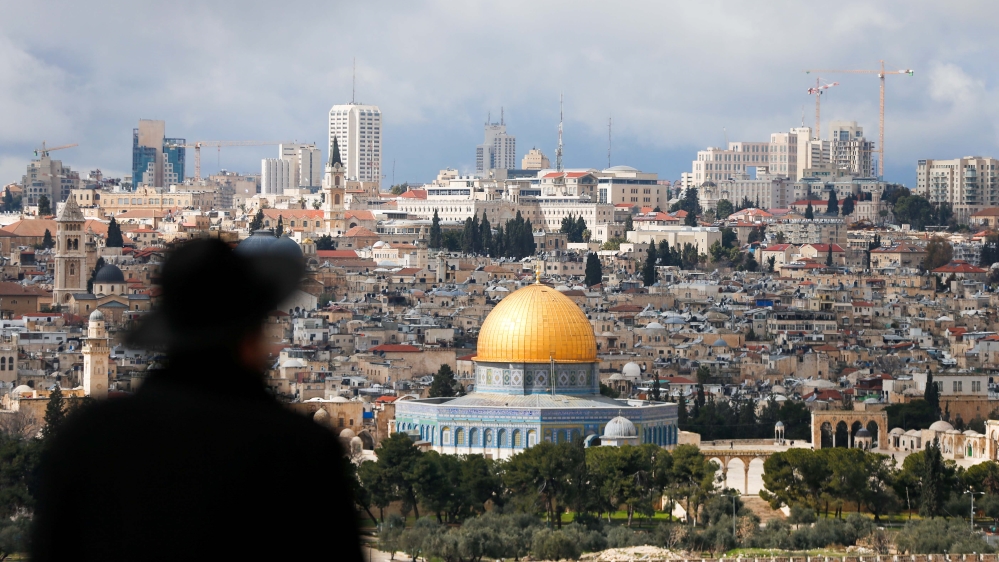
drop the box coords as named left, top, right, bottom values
left=323, top=136, right=346, bottom=235
left=53, top=195, right=87, bottom=306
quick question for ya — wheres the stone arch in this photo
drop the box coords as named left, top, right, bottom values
left=835, top=421, right=849, bottom=448
left=851, top=421, right=864, bottom=448
left=820, top=422, right=834, bottom=448
left=484, top=428, right=493, bottom=448
left=866, top=421, right=879, bottom=447
left=497, top=429, right=506, bottom=448
left=747, top=458, right=767, bottom=494
left=469, top=427, right=479, bottom=447
left=584, top=434, right=600, bottom=448
left=512, top=429, right=522, bottom=448
left=725, top=458, right=747, bottom=493
left=455, top=427, right=465, bottom=446
left=357, top=429, right=374, bottom=450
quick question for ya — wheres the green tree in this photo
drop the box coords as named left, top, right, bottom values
left=106, top=215, right=124, bottom=247
left=920, top=440, right=948, bottom=518
left=804, top=202, right=814, bottom=220
left=684, top=210, right=698, bottom=227
left=601, top=237, right=626, bottom=251
left=275, top=215, right=284, bottom=237
left=2, top=189, right=12, bottom=212
left=479, top=211, right=492, bottom=255
left=766, top=256, right=776, bottom=273
left=42, top=386, right=65, bottom=439
left=390, top=183, right=409, bottom=195
left=249, top=209, right=264, bottom=231
left=41, top=229, right=54, bottom=250
left=676, top=393, right=688, bottom=426
left=624, top=214, right=634, bottom=232
left=37, top=195, right=51, bottom=216
left=584, top=252, right=603, bottom=287
left=378, top=433, right=424, bottom=518
left=716, top=199, right=734, bottom=219
left=743, top=251, right=759, bottom=272
left=429, top=210, right=442, bottom=249
left=841, top=195, right=855, bottom=216
left=826, top=191, right=839, bottom=215
left=315, top=234, right=336, bottom=250
left=651, top=377, right=661, bottom=402
left=695, top=365, right=710, bottom=384
left=924, top=370, right=940, bottom=414
left=87, top=256, right=106, bottom=293
left=922, top=236, right=953, bottom=271
left=893, top=194, right=935, bottom=230
left=720, top=228, right=737, bottom=249
left=429, top=364, right=458, bottom=398
left=642, top=240, right=658, bottom=286
left=825, top=244, right=833, bottom=266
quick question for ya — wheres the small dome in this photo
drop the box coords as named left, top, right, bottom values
left=11, top=385, right=33, bottom=397
left=622, top=362, right=642, bottom=378
left=964, top=430, right=981, bottom=436
left=339, top=428, right=357, bottom=439
left=603, top=165, right=639, bottom=173
left=330, top=396, right=349, bottom=403
left=282, top=358, right=305, bottom=368
left=93, top=264, right=125, bottom=283
left=603, top=416, right=637, bottom=438
left=712, top=338, right=729, bottom=347
left=929, top=420, right=955, bottom=432
left=608, top=373, right=625, bottom=381
left=350, top=436, right=363, bottom=447
left=645, top=322, right=665, bottom=330
left=855, top=428, right=871, bottom=438
left=775, top=421, right=784, bottom=428
left=313, top=408, right=329, bottom=421
left=890, top=427, right=905, bottom=435
left=89, top=309, right=105, bottom=322
left=905, top=429, right=921, bottom=436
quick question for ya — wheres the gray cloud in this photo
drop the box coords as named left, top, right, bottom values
left=1, top=0, right=998, bottom=187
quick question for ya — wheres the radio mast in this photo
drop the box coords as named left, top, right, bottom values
left=555, top=93, right=564, bottom=172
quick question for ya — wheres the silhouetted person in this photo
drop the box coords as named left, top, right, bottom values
left=32, top=238, right=362, bottom=561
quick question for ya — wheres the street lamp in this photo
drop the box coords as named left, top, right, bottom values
left=721, top=492, right=739, bottom=542
left=965, top=490, right=984, bottom=532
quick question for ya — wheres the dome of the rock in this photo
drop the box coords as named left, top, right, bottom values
left=475, top=283, right=597, bottom=363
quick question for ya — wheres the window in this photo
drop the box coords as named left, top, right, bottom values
left=953, top=381, right=963, bottom=392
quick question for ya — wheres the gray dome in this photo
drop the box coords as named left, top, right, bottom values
left=236, top=229, right=278, bottom=255
left=271, top=236, right=304, bottom=260
left=622, top=362, right=642, bottom=378
left=93, top=264, right=125, bottom=283
left=775, top=421, right=784, bottom=428
left=603, top=416, right=637, bottom=438
left=89, top=309, right=104, bottom=322
left=855, top=428, right=872, bottom=438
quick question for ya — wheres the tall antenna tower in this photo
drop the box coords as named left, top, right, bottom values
left=555, top=93, right=564, bottom=172
left=501, top=107, right=504, bottom=126
left=352, top=58, right=356, bottom=104
left=607, top=117, right=612, bottom=169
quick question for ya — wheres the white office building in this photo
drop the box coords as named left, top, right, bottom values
left=261, top=158, right=292, bottom=195
left=279, top=143, right=323, bottom=188
left=828, top=121, right=875, bottom=177
left=917, top=156, right=999, bottom=223
left=328, top=104, right=382, bottom=184
left=476, top=118, right=516, bottom=175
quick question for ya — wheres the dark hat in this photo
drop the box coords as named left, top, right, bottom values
left=127, top=231, right=305, bottom=351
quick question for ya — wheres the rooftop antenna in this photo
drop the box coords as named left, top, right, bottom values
left=487, top=111, right=491, bottom=125
left=556, top=93, right=564, bottom=172
left=351, top=58, right=356, bottom=104
left=501, top=107, right=505, bottom=126
left=608, top=117, right=612, bottom=169
left=801, top=105, right=805, bottom=127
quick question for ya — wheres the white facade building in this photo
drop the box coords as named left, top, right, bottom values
left=917, top=156, right=999, bottom=223
left=328, top=104, right=382, bottom=184
left=828, top=121, right=875, bottom=177
left=279, top=143, right=323, bottom=188
left=261, top=158, right=291, bottom=195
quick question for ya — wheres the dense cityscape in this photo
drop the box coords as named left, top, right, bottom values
left=4, top=2, right=999, bottom=559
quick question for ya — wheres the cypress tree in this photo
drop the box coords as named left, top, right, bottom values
left=841, top=195, right=855, bottom=216
left=624, top=214, right=634, bottom=232
left=642, top=240, right=658, bottom=286
left=43, top=385, right=66, bottom=439
left=3, top=188, right=12, bottom=212
left=684, top=210, right=698, bottom=227
left=826, top=190, right=839, bottom=215
left=250, top=209, right=264, bottom=231
left=461, top=217, right=474, bottom=254
left=575, top=215, right=587, bottom=243
left=651, top=377, right=662, bottom=402
left=429, top=365, right=458, bottom=398
left=920, top=439, right=946, bottom=518
left=804, top=202, right=814, bottom=220
left=826, top=244, right=833, bottom=266
left=521, top=219, right=535, bottom=257
left=584, top=252, right=603, bottom=287
left=924, top=369, right=940, bottom=415
left=479, top=211, right=491, bottom=255
left=38, top=195, right=51, bottom=216
left=470, top=214, right=481, bottom=254
left=493, top=224, right=505, bottom=258
left=42, top=229, right=55, bottom=249
left=276, top=215, right=284, bottom=237
left=677, top=393, right=689, bottom=427
left=106, top=215, right=124, bottom=247
left=659, top=240, right=671, bottom=266
left=429, top=210, right=442, bottom=249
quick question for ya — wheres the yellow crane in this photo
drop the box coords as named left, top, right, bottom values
left=165, top=140, right=289, bottom=181
left=33, top=142, right=78, bottom=158
left=805, top=60, right=914, bottom=177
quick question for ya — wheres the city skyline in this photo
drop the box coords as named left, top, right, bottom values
left=2, top=1, right=998, bottom=189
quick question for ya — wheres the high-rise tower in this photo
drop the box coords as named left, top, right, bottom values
left=327, top=104, right=381, bottom=184
left=53, top=195, right=87, bottom=306
left=82, top=309, right=110, bottom=398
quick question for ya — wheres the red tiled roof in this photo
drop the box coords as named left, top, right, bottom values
left=542, top=171, right=591, bottom=179
left=400, top=189, right=427, bottom=199
left=317, top=250, right=359, bottom=259
left=933, top=260, right=987, bottom=274
left=762, top=244, right=794, bottom=251
left=803, top=243, right=845, bottom=252
left=344, top=226, right=378, bottom=237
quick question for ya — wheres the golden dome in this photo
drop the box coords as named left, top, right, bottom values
left=476, top=283, right=597, bottom=364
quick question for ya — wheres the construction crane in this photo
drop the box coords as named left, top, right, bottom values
left=33, top=142, right=78, bottom=158
left=165, top=140, right=288, bottom=181
left=805, top=61, right=914, bottom=177
left=806, top=78, right=839, bottom=140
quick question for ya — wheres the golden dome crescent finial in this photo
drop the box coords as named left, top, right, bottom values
left=535, top=260, right=542, bottom=284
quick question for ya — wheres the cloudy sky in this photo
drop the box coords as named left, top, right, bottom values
left=2, top=1, right=997, bottom=189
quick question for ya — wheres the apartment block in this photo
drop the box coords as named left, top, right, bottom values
left=917, top=156, right=999, bottom=223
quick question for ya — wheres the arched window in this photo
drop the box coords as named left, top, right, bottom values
left=455, top=428, right=465, bottom=446
left=497, top=429, right=506, bottom=448
left=513, top=429, right=522, bottom=447
left=442, top=427, right=452, bottom=445
left=335, top=176, right=340, bottom=187
left=335, top=194, right=341, bottom=205
left=527, top=430, right=537, bottom=447
left=469, top=428, right=479, bottom=446
left=484, top=429, right=493, bottom=447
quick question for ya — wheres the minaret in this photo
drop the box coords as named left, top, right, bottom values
left=323, top=136, right=346, bottom=235
left=82, top=309, right=109, bottom=398
left=53, top=195, right=87, bottom=306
